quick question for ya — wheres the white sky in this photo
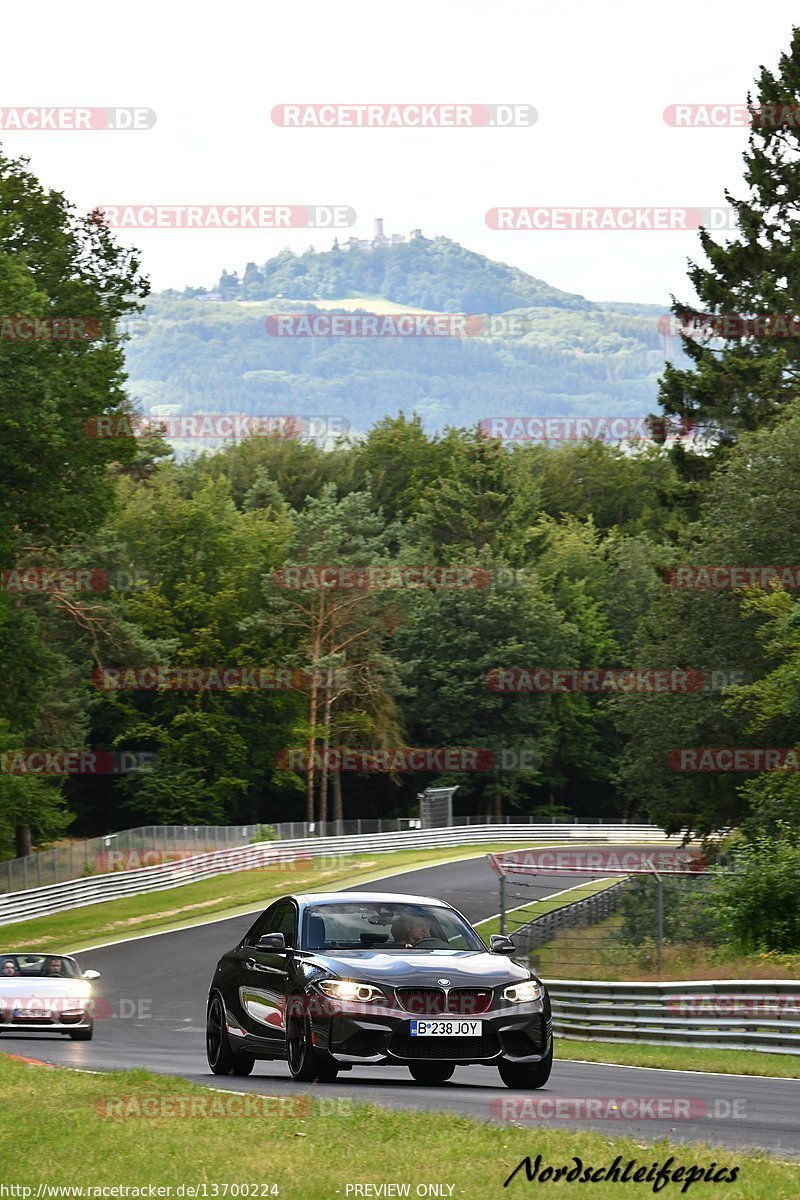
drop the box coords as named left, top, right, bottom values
left=2, top=1, right=797, bottom=305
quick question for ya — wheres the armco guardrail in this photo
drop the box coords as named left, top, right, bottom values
left=510, top=880, right=627, bottom=953
left=547, top=979, right=800, bottom=1054
left=0, top=824, right=677, bottom=926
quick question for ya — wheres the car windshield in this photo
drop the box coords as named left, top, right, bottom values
left=0, top=954, right=77, bottom=979
left=302, top=902, right=484, bottom=952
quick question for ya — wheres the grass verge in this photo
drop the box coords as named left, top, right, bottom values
left=530, top=913, right=800, bottom=982
left=555, top=1038, right=800, bottom=1079
left=0, top=842, right=531, bottom=952
left=0, top=1055, right=797, bottom=1195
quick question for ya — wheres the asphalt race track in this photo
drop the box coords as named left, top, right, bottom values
left=2, top=848, right=799, bottom=1157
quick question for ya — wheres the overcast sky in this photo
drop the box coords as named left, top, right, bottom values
left=2, top=2, right=798, bottom=306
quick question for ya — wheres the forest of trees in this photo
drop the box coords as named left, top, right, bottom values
left=4, top=29, right=800, bottom=906
left=124, top=290, right=676, bottom=439
left=2, top=408, right=800, bottom=854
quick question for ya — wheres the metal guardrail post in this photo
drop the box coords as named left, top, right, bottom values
left=500, top=874, right=506, bottom=935
left=654, top=870, right=664, bottom=973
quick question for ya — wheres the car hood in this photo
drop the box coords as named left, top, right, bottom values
left=0, top=978, right=85, bottom=997
left=304, top=950, right=535, bottom=987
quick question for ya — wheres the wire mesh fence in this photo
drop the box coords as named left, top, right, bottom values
left=490, top=850, right=732, bottom=980
left=0, top=825, right=260, bottom=894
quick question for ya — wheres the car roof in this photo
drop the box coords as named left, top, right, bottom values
left=291, top=891, right=451, bottom=907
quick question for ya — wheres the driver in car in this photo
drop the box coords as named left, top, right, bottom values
left=391, top=914, right=434, bottom=947
left=1, top=959, right=18, bottom=976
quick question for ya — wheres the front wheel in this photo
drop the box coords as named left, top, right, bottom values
left=286, top=1001, right=339, bottom=1083
left=498, top=1047, right=553, bottom=1090
left=408, top=1062, right=455, bottom=1085
left=206, top=993, right=253, bottom=1076
left=69, top=1026, right=93, bottom=1041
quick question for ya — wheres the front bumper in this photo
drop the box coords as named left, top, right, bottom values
left=312, top=999, right=551, bottom=1065
left=0, top=1008, right=92, bottom=1033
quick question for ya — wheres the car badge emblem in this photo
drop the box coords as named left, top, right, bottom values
left=437, top=978, right=451, bottom=986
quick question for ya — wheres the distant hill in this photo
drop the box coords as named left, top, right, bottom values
left=125, top=237, right=686, bottom=437
left=182, top=235, right=595, bottom=313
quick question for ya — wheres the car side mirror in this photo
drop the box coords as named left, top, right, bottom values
left=83, top=969, right=101, bottom=980
left=257, top=933, right=288, bottom=952
left=489, top=934, right=516, bottom=955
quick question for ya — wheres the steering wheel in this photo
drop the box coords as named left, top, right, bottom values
left=412, top=937, right=452, bottom=949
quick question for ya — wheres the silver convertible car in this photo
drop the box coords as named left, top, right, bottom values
left=0, top=952, right=100, bottom=1039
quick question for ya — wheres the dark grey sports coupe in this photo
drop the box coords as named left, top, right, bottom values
left=206, top=891, right=552, bottom=1088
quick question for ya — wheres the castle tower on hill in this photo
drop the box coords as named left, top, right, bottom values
left=342, top=219, right=423, bottom=251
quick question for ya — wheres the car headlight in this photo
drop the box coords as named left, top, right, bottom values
left=502, top=980, right=543, bottom=1004
left=317, top=979, right=386, bottom=1003
left=69, top=983, right=93, bottom=1000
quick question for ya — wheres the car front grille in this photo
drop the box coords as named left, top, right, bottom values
left=395, top=987, right=493, bottom=1016
left=0, top=1009, right=85, bottom=1025
left=389, top=1031, right=501, bottom=1060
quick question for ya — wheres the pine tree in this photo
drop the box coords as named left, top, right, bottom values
left=659, top=28, right=800, bottom=441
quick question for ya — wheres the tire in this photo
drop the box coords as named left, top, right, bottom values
left=286, top=1000, right=339, bottom=1083
left=206, top=993, right=253, bottom=1076
left=69, top=1026, right=93, bottom=1041
left=408, top=1062, right=455, bottom=1085
left=498, top=1047, right=553, bottom=1090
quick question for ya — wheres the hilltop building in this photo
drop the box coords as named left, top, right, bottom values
left=342, top=218, right=423, bottom=251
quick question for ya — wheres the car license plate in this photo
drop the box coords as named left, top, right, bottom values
left=410, top=1020, right=481, bottom=1037
left=16, top=1009, right=45, bottom=1018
